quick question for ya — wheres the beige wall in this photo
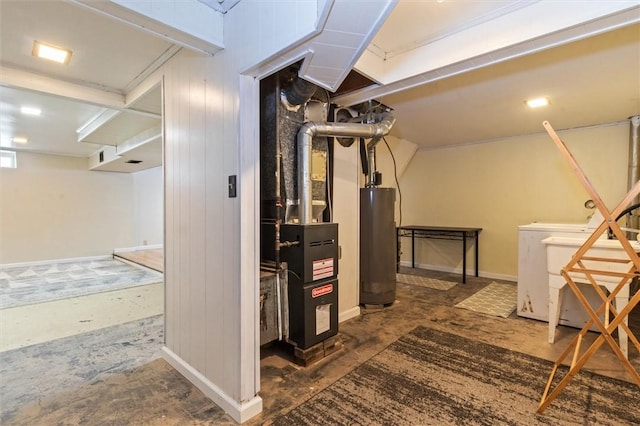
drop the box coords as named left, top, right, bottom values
left=133, top=166, right=163, bottom=247
left=398, top=122, right=629, bottom=279
left=0, top=151, right=135, bottom=264
left=373, top=135, right=419, bottom=226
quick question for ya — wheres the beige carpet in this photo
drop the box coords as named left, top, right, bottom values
left=455, top=281, right=517, bottom=318
left=271, top=326, right=640, bottom=425
left=396, top=274, right=457, bottom=290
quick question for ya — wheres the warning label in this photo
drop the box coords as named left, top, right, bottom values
left=312, top=283, right=333, bottom=298
left=316, top=304, right=331, bottom=335
left=312, top=258, right=334, bottom=281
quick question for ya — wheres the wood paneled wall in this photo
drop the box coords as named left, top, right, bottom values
left=163, top=49, right=248, bottom=408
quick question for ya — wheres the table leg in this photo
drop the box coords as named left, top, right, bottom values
left=411, top=230, right=415, bottom=268
left=462, top=234, right=467, bottom=284
left=396, top=228, right=400, bottom=273
left=475, top=232, right=479, bottom=277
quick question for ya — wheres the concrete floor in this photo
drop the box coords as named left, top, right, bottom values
left=2, top=267, right=638, bottom=425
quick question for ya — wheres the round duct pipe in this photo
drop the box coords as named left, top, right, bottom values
left=296, top=114, right=396, bottom=224
left=282, top=77, right=317, bottom=107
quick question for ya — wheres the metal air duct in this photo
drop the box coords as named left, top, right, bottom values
left=296, top=113, right=396, bottom=224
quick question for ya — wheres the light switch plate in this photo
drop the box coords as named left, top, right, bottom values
left=228, top=175, right=237, bottom=198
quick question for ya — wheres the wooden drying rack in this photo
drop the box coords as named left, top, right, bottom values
left=537, top=121, right=640, bottom=413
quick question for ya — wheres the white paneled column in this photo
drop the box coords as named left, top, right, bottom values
left=332, top=140, right=362, bottom=321
left=161, top=50, right=263, bottom=422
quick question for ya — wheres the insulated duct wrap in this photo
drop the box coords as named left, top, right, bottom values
left=260, top=69, right=329, bottom=224
left=279, top=101, right=329, bottom=223
left=260, top=76, right=280, bottom=221
left=261, top=68, right=396, bottom=226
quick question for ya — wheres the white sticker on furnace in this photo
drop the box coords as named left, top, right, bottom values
left=312, top=258, right=334, bottom=281
left=316, top=304, right=331, bottom=335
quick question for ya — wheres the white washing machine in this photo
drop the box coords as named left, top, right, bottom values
left=517, top=221, right=605, bottom=329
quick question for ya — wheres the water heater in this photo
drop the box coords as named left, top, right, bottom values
left=360, top=187, right=397, bottom=305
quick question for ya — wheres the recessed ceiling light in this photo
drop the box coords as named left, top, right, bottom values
left=12, top=137, right=28, bottom=144
left=32, top=40, right=72, bottom=64
left=21, top=106, right=41, bottom=116
left=525, top=97, right=550, bottom=108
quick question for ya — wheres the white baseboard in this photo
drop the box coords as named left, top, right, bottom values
left=477, top=270, right=517, bottom=282
left=0, top=255, right=111, bottom=269
left=113, top=244, right=163, bottom=253
left=339, top=305, right=361, bottom=323
left=398, top=261, right=516, bottom=283
left=162, top=346, right=262, bottom=424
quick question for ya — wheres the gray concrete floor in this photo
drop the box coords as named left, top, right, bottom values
left=2, top=267, right=638, bottom=425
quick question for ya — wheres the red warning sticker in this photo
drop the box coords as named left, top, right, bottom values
left=312, top=258, right=334, bottom=281
left=312, top=283, right=333, bottom=298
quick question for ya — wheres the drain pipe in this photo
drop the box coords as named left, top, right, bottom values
left=364, top=112, right=382, bottom=188
left=297, top=114, right=396, bottom=224
left=367, top=142, right=378, bottom=187
left=628, top=115, right=640, bottom=239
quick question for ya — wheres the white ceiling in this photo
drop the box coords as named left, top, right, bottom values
left=0, top=0, right=638, bottom=165
left=379, top=23, right=640, bottom=147
left=369, top=0, right=534, bottom=60
left=0, top=1, right=176, bottom=92
left=0, top=85, right=105, bottom=157
left=347, top=0, right=640, bottom=149
left=0, top=0, right=171, bottom=171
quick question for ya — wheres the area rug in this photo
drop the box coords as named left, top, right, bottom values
left=271, top=326, right=640, bottom=426
left=0, top=258, right=163, bottom=309
left=455, top=281, right=517, bottom=318
left=396, top=274, right=457, bottom=290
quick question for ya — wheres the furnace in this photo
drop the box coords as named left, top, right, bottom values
left=259, top=64, right=396, bottom=358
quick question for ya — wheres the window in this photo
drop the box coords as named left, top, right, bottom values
left=0, top=150, right=17, bottom=168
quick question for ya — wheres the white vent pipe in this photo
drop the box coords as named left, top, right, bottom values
left=296, top=114, right=396, bottom=224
